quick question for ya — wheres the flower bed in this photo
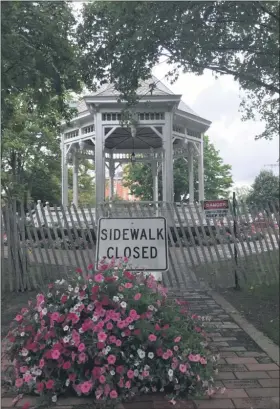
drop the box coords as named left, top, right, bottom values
left=4, top=260, right=218, bottom=406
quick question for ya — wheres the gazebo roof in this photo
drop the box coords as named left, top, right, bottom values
left=76, top=76, right=203, bottom=119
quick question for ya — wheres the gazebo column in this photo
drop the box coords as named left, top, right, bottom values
left=61, top=136, right=68, bottom=206
left=188, top=144, right=194, bottom=203
left=109, top=158, right=115, bottom=200
left=198, top=136, right=204, bottom=202
left=162, top=111, right=174, bottom=203
left=151, top=161, right=158, bottom=202
left=94, top=111, right=105, bottom=206
left=72, top=149, right=79, bottom=206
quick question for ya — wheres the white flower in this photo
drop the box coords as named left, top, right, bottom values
left=65, top=379, right=70, bottom=386
left=106, top=346, right=111, bottom=353
left=68, top=286, right=73, bottom=292
left=148, top=305, right=154, bottom=311
left=74, top=287, right=79, bottom=293
left=88, top=279, right=93, bottom=284
left=52, top=395, right=57, bottom=403
left=60, top=279, right=65, bottom=284
left=26, top=357, right=31, bottom=362
left=134, top=369, right=139, bottom=377
left=137, top=349, right=145, bottom=359
left=79, top=328, right=84, bottom=334
left=118, top=293, right=124, bottom=299
left=144, top=365, right=150, bottom=371
left=120, top=301, right=127, bottom=309
left=63, top=326, right=69, bottom=331
left=128, top=325, right=134, bottom=330
left=35, top=369, right=42, bottom=376
left=47, top=293, right=52, bottom=298
left=21, top=349, right=28, bottom=356
left=113, top=296, right=119, bottom=302
left=55, top=280, right=60, bottom=284
left=148, top=352, right=154, bottom=359
left=87, top=304, right=94, bottom=311
left=92, top=316, right=98, bottom=322
left=20, top=332, right=25, bottom=337
left=121, top=332, right=126, bottom=337
left=110, top=370, right=115, bottom=375
left=34, top=313, right=39, bottom=321
left=138, top=375, right=143, bottom=381
left=168, top=369, right=174, bottom=377
left=63, top=336, right=70, bottom=343
left=42, top=308, right=47, bottom=315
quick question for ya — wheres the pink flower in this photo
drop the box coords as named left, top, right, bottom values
left=189, top=354, right=201, bottom=362
left=200, top=357, right=207, bottom=365
left=107, top=354, right=116, bottom=365
left=19, top=366, right=28, bottom=373
left=23, top=374, right=32, bottom=383
left=15, top=378, right=23, bottom=388
left=51, top=349, right=60, bottom=359
left=142, top=370, right=149, bottom=377
left=134, top=293, right=141, bottom=301
left=63, top=361, right=71, bottom=370
left=179, top=364, right=187, bottom=373
left=99, top=375, right=106, bottom=384
left=78, top=343, right=86, bottom=352
left=110, top=390, right=118, bottom=399
left=15, top=315, right=23, bottom=322
left=80, top=381, right=92, bottom=394
left=98, top=332, right=107, bottom=342
left=94, top=274, right=104, bottom=283
left=173, top=346, right=179, bottom=351
left=116, top=340, right=122, bottom=347
left=174, top=336, right=181, bottom=343
left=36, top=294, right=45, bottom=304
left=51, top=312, right=60, bottom=321
left=127, top=369, right=134, bottom=379
left=125, top=380, right=131, bottom=389
left=76, top=268, right=83, bottom=274
left=124, top=282, right=133, bottom=288
left=39, top=359, right=45, bottom=368
left=106, top=322, right=113, bottom=330
left=87, top=264, right=94, bottom=270
left=148, top=334, right=157, bottom=342
left=116, top=365, right=124, bottom=374
left=78, top=352, right=87, bottom=363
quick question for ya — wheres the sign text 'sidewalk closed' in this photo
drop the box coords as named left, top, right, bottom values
left=96, top=217, right=168, bottom=271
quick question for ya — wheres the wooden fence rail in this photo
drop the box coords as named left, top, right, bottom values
left=1, top=199, right=279, bottom=292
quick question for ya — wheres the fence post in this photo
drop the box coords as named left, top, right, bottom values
left=233, top=192, right=240, bottom=290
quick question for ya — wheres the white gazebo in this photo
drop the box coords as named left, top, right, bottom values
left=61, top=76, right=211, bottom=207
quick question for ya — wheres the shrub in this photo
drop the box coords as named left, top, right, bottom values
left=5, top=260, right=217, bottom=405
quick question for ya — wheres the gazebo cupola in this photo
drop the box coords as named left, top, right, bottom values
left=60, top=76, right=211, bottom=206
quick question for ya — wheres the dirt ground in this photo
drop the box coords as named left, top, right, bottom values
left=219, top=284, right=279, bottom=345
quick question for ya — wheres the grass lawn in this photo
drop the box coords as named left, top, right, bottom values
left=219, top=284, right=279, bottom=345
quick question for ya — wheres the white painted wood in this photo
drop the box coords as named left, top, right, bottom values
left=188, top=144, right=194, bottom=203
left=162, top=111, right=173, bottom=202
left=109, top=157, right=115, bottom=200
left=198, top=134, right=205, bottom=202
left=95, top=111, right=105, bottom=204
left=73, top=149, right=78, bottom=206
left=61, top=134, right=68, bottom=206
left=151, top=161, right=158, bottom=203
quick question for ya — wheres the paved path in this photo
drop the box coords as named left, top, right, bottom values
left=2, top=290, right=279, bottom=408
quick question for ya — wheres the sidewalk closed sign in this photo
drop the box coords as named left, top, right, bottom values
left=204, top=199, right=229, bottom=218
left=96, top=217, right=168, bottom=271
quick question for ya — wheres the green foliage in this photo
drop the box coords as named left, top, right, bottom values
left=79, top=1, right=279, bottom=139
left=123, top=136, right=233, bottom=201
left=1, top=1, right=81, bottom=128
left=1, top=93, right=62, bottom=205
left=247, top=170, right=280, bottom=206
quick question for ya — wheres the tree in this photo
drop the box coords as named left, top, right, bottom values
left=232, top=186, right=252, bottom=203
left=247, top=170, right=279, bottom=206
left=78, top=1, right=279, bottom=140
left=123, top=135, right=233, bottom=201
left=1, top=93, right=62, bottom=206
left=1, top=1, right=82, bottom=128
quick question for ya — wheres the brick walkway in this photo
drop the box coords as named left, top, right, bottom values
left=2, top=291, right=279, bottom=409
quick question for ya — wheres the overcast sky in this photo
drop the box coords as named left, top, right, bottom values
left=152, top=63, right=279, bottom=188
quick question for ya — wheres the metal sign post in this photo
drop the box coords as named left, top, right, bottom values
left=96, top=217, right=168, bottom=271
